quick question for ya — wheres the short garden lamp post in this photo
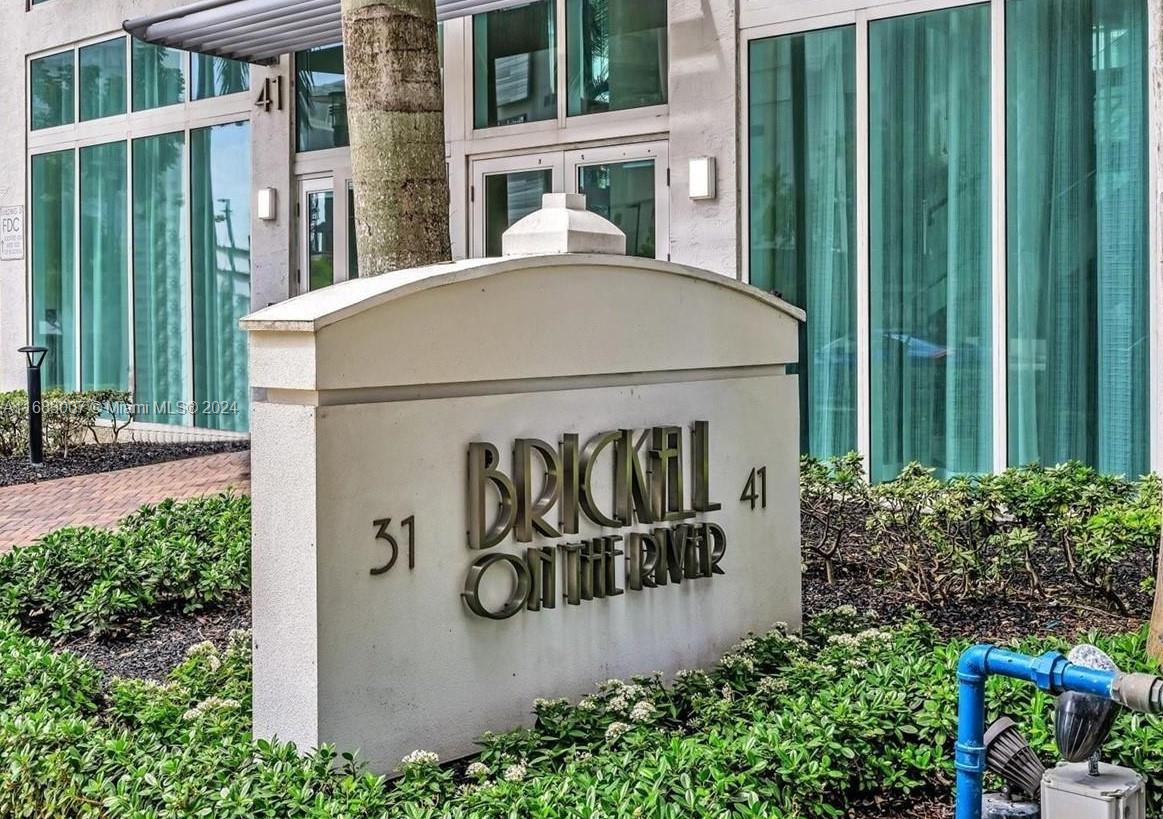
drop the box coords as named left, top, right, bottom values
left=18, top=345, right=48, bottom=466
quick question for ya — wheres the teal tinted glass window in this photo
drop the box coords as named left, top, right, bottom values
left=577, top=160, right=655, bottom=257
left=566, top=0, right=666, bottom=115
left=869, top=5, right=992, bottom=481
left=30, top=51, right=74, bottom=130
left=192, top=121, right=251, bottom=432
left=132, top=40, right=185, bottom=111
left=296, top=45, right=348, bottom=152
left=79, top=38, right=127, bottom=121
left=749, top=27, right=857, bottom=459
left=133, top=133, right=188, bottom=423
left=79, top=141, right=129, bottom=391
left=192, top=54, right=250, bottom=100
left=30, top=150, right=76, bottom=390
left=484, top=169, right=552, bottom=255
left=1007, top=0, right=1149, bottom=475
left=473, top=1, right=556, bottom=128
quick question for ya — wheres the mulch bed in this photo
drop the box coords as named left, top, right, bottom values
left=63, top=595, right=251, bottom=682
left=0, top=441, right=249, bottom=487
left=845, top=794, right=952, bottom=818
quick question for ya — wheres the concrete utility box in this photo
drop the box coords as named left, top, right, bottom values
left=1042, top=763, right=1147, bottom=819
left=242, top=241, right=804, bottom=772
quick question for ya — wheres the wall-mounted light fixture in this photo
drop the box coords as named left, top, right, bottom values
left=257, top=188, right=278, bottom=221
left=688, top=157, right=717, bottom=201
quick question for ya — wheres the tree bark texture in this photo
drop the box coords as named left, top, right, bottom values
left=341, top=0, right=451, bottom=275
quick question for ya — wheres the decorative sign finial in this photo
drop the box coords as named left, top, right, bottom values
left=501, top=193, right=627, bottom=257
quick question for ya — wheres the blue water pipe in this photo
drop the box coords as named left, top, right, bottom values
left=955, top=645, right=1163, bottom=819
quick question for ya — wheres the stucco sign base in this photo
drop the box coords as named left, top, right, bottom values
left=243, top=254, right=805, bottom=773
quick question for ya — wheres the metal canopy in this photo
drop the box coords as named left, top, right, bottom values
left=124, top=0, right=532, bottom=65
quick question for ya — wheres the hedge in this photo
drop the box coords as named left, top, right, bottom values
left=0, top=389, right=134, bottom=457
left=0, top=610, right=1160, bottom=818
left=0, top=494, right=250, bottom=638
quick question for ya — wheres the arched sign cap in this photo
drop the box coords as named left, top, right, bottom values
left=241, top=254, right=806, bottom=396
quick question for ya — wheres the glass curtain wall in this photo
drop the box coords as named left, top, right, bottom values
left=577, top=160, right=656, bottom=257
left=79, top=38, right=127, bottom=122
left=474, top=1, right=557, bottom=128
left=132, top=42, right=185, bottom=111
left=30, top=52, right=74, bottom=130
left=191, top=122, right=251, bottom=432
left=1006, top=0, right=1149, bottom=476
left=79, top=141, right=129, bottom=391
left=133, top=133, right=188, bottom=423
left=869, top=5, right=992, bottom=481
left=30, top=150, right=76, bottom=390
left=566, top=0, right=667, bottom=115
left=748, top=27, right=857, bottom=459
left=192, top=54, right=250, bottom=100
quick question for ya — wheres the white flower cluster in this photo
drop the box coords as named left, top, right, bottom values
left=503, top=762, right=527, bottom=782
left=185, top=641, right=217, bottom=658
left=730, top=637, right=758, bottom=655
left=673, top=669, right=709, bottom=684
left=533, top=697, right=567, bottom=712
left=181, top=696, right=241, bottom=722
left=399, top=750, right=440, bottom=769
left=757, top=676, right=787, bottom=696
left=578, top=695, right=600, bottom=711
left=720, top=684, right=734, bottom=702
left=826, top=627, right=895, bottom=650
left=466, top=762, right=489, bottom=780
left=605, top=721, right=631, bottom=741
left=628, top=700, right=655, bottom=723
left=835, top=604, right=859, bottom=617
left=720, top=653, right=756, bottom=675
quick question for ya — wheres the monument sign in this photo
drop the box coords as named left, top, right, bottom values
left=243, top=197, right=805, bottom=771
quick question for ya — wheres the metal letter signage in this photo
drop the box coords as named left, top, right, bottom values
left=0, top=206, right=24, bottom=261
left=462, top=421, right=725, bottom=620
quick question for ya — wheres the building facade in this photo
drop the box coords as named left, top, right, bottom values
left=0, top=0, right=1160, bottom=479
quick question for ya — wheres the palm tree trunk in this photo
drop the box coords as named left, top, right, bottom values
left=341, top=0, right=450, bottom=274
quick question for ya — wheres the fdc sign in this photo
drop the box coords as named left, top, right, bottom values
left=242, top=199, right=805, bottom=772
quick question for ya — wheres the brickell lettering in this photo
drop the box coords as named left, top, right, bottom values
left=462, top=421, right=726, bottom=619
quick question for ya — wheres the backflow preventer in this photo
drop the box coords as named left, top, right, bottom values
left=957, top=643, right=1163, bottom=819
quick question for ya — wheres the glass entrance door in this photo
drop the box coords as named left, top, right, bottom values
left=566, top=141, right=668, bottom=260
left=299, top=177, right=335, bottom=293
left=471, top=153, right=563, bottom=257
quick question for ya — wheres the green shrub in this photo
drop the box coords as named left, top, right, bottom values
left=0, top=493, right=250, bottom=638
left=0, top=388, right=134, bottom=457
left=802, top=455, right=1160, bottom=614
left=1, top=609, right=1160, bottom=818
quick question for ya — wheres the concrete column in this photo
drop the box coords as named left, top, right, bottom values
left=250, top=58, right=295, bottom=312
left=667, top=0, right=739, bottom=278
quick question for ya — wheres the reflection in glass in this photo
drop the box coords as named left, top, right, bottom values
left=296, top=45, right=349, bottom=152
left=348, top=184, right=359, bottom=278
left=473, top=1, right=557, bottom=128
left=307, top=190, right=335, bottom=290
left=192, top=122, right=251, bottom=432
left=869, top=5, right=992, bottom=481
left=577, top=160, right=655, bottom=258
left=1007, top=0, right=1149, bottom=476
left=30, top=150, right=76, bottom=390
left=132, top=41, right=185, bottom=111
left=133, top=133, right=188, bottom=423
left=79, top=38, right=126, bottom=121
left=484, top=169, right=552, bottom=256
left=192, top=54, right=249, bottom=100
left=31, top=51, right=74, bottom=130
left=749, top=27, right=857, bottom=459
left=567, top=0, right=667, bottom=115
left=80, top=141, right=130, bottom=391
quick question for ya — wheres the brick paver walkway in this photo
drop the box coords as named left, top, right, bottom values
left=0, top=451, right=250, bottom=551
